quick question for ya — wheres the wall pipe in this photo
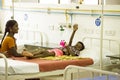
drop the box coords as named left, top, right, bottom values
left=2, top=2, right=120, bottom=13
left=2, top=7, right=120, bottom=17
left=70, top=13, right=73, bottom=26
left=8, top=5, right=120, bottom=12
left=65, top=10, right=69, bottom=27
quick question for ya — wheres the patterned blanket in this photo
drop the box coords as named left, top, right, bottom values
left=40, top=55, right=84, bottom=60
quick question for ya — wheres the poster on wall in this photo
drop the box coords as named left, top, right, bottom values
left=95, top=18, right=101, bottom=27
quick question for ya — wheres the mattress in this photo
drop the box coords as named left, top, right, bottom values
left=0, top=58, right=39, bottom=74
left=11, top=56, right=94, bottom=72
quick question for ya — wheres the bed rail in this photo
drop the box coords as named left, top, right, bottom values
left=82, top=36, right=120, bottom=68
left=82, top=37, right=120, bottom=53
left=82, top=36, right=120, bottom=55
left=0, top=53, right=8, bottom=80
left=64, top=65, right=120, bottom=80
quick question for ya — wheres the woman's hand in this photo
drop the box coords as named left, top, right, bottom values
left=22, top=51, right=33, bottom=57
left=73, top=24, right=78, bottom=31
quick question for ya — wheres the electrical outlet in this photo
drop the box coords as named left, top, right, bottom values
left=58, top=23, right=71, bottom=28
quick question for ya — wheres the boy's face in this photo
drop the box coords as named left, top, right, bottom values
left=75, top=42, right=83, bottom=51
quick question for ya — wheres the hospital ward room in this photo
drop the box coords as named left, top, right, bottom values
left=0, top=0, right=120, bottom=80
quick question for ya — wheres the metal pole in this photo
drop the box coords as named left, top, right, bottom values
left=100, top=0, right=104, bottom=70
left=12, top=0, right=14, bottom=19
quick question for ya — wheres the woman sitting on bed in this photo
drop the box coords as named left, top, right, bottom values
left=25, top=24, right=85, bottom=59
left=0, top=20, right=33, bottom=57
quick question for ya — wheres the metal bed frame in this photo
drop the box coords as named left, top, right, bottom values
left=64, top=65, right=120, bottom=80
left=82, top=37, right=120, bottom=69
left=0, top=53, right=65, bottom=80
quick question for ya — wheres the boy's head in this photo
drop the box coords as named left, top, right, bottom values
left=74, top=41, right=85, bottom=51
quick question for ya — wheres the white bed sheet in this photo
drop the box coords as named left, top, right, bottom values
left=79, top=47, right=113, bottom=66
left=0, top=58, right=39, bottom=74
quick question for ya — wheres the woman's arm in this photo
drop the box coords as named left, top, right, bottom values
left=68, top=24, right=78, bottom=46
left=8, top=47, right=33, bottom=57
left=8, top=47, right=23, bottom=57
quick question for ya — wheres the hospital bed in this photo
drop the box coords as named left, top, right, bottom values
left=0, top=53, right=93, bottom=80
left=0, top=36, right=119, bottom=80
left=63, top=65, right=120, bottom=80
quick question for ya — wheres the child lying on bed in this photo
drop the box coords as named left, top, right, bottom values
left=24, top=24, right=85, bottom=59
left=0, top=20, right=85, bottom=58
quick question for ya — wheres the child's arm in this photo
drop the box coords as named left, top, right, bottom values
left=65, top=46, right=77, bottom=56
left=68, top=24, right=78, bottom=46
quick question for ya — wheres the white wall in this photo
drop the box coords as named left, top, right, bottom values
left=0, top=4, right=120, bottom=54
left=105, top=0, right=120, bottom=5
